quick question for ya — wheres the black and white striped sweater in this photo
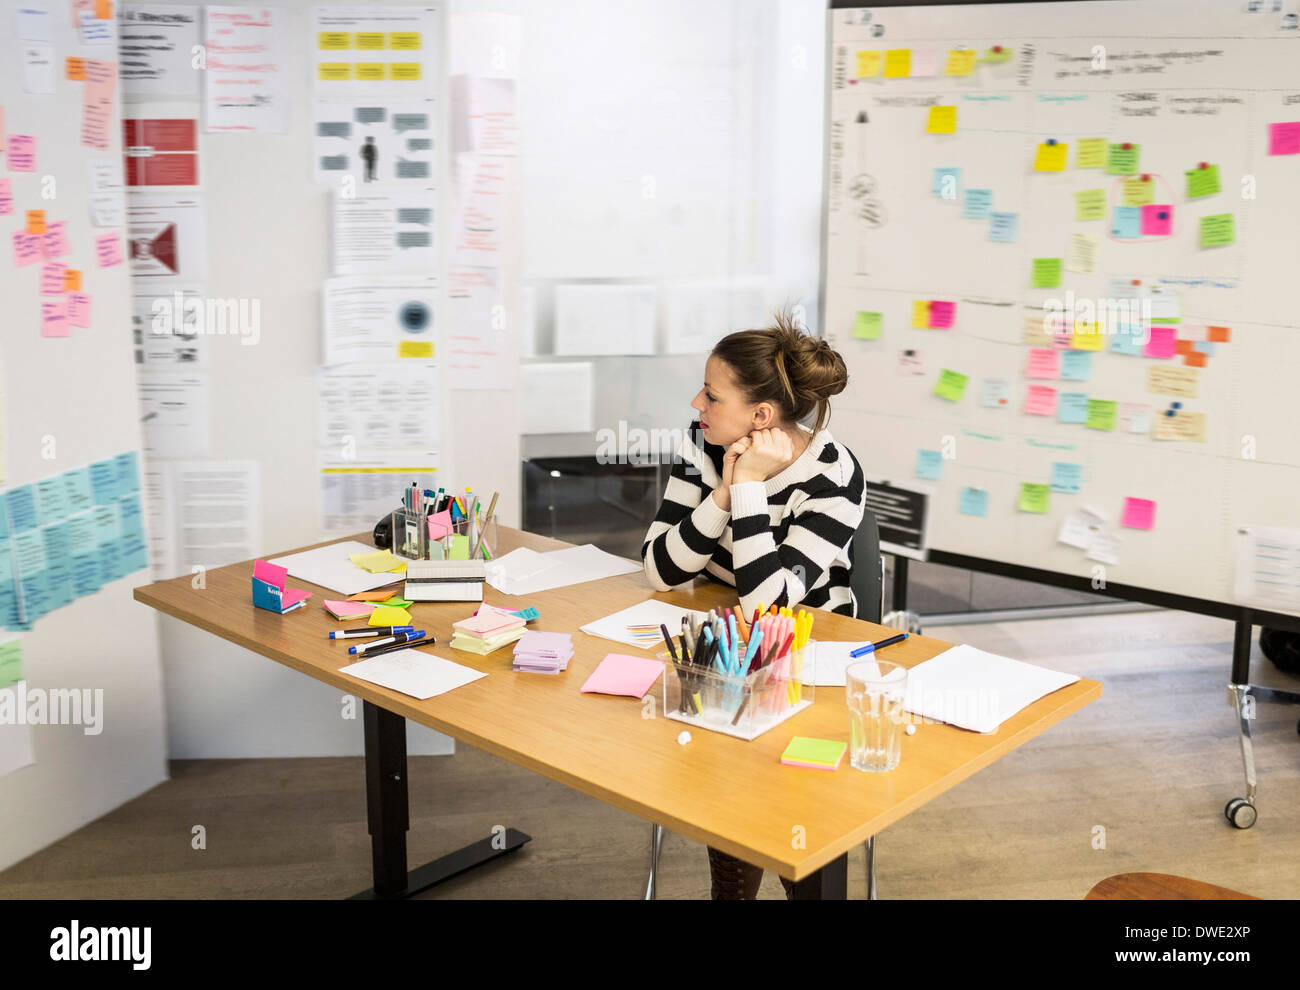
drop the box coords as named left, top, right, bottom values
left=641, top=421, right=867, bottom=616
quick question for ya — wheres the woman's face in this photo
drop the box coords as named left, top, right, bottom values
left=691, top=355, right=757, bottom=447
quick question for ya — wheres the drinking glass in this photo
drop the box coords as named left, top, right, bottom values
left=845, top=660, right=908, bottom=772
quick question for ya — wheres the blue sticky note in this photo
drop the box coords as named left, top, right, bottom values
left=1194, top=340, right=1216, bottom=356
left=92, top=503, right=123, bottom=582
left=61, top=467, right=96, bottom=516
left=114, top=451, right=142, bottom=496
left=89, top=459, right=119, bottom=505
left=1111, top=327, right=1145, bottom=356
left=66, top=513, right=102, bottom=598
left=1111, top=206, right=1142, bottom=238
left=1058, top=392, right=1090, bottom=424
left=1050, top=462, right=1083, bottom=494
left=511, top=606, right=541, bottom=621
left=959, top=487, right=989, bottom=517
left=41, top=523, right=75, bottom=610
left=989, top=211, right=1019, bottom=242
left=34, top=478, right=67, bottom=526
left=1061, top=351, right=1092, bottom=381
left=915, top=449, right=944, bottom=480
left=962, top=189, right=993, bottom=218
left=932, top=167, right=962, bottom=199
left=5, top=486, right=39, bottom=534
left=115, top=494, right=148, bottom=574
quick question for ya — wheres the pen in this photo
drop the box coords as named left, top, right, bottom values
left=329, top=625, right=415, bottom=640
left=849, top=632, right=909, bottom=657
left=349, top=636, right=432, bottom=661
left=660, top=623, right=679, bottom=662
left=349, top=630, right=426, bottom=655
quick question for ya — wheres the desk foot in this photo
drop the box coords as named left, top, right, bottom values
left=790, top=852, right=848, bottom=900
left=348, top=828, right=532, bottom=900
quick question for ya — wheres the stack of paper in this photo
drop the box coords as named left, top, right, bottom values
left=485, top=544, right=640, bottom=596
left=368, top=604, right=413, bottom=627
left=449, top=611, right=527, bottom=655
left=340, top=649, right=487, bottom=701
left=579, top=599, right=707, bottom=650
left=351, top=549, right=408, bottom=574
left=512, top=631, right=574, bottom=674
left=780, top=737, right=847, bottom=771
left=323, top=599, right=376, bottom=620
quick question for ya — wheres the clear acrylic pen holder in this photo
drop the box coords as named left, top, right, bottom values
left=390, top=510, right=498, bottom=562
left=660, top=642, right=815, bottom=741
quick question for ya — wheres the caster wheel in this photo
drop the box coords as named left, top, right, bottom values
left=1224, top=798, right=1257, bottom=829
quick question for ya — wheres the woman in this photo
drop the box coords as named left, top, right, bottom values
left=640, top=311, right=866, bottom=899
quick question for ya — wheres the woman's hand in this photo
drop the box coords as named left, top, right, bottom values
left=732, top=429, right=793, bottom=485
left=712, top=435, right=753, bottom=511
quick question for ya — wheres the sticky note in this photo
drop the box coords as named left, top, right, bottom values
left=355, top=32, right=385, bottom=49
left=926, top=106, right=957, bottom=134
left=963, top=189, right=992, bottom=218
left=1183, top=351, right=1208, bottom=368
left=1111, top=327, right=1145, bottom=356
left=8, top=135, right=36, bottom=172
left=1121, top=403, right=1152, bottom=434
left=1143, top=325, right=1178, bottom=359
left=1111, top=206, right=1142, bottom=239
left=1106, top=143, right=1140, bottom=175
left=1033, top=141, right=1067, bottom=171
left=1185, top=164, right=1220, bottom=198
left=1065, top=232, right=1098, bottom=275
left=42, top=222, right=70, bottom=258
left=63, top=268, right=82, bottom=291
left=94, top=233, right=122, bottom=267
left=355, top=63, right=385, bottom=81
left=1050, top=462, right=1083, bottom=494
left=981, top=46, right=1013, bottom=63
left=884, top=49, right=911, bottom=77
left=1121, top=497, right=1156, bottom=530
left=899, top=349, right=925, bottom=375
left=388, top=63, right=422, bottom=81
left=1147, top=365, right=1199, bottom=398
left=932, top=167, right=961, bottom=199
left=1085, top=399, right=1118, bottom=431
left=1031, top=258, right=1062, bottom=288
left=580, top=653, right=664, bottom=698
left=910, top=49, right=942, bottom=77
left=1141, top=204, right=1173, bottom=236
left=369, top=604, right=413, bottom=627
left=915, top=450, right=944, bottom=481
left=12, top=232, right=41, bottom=268
left=928, top=300, right=955, bottom=329
left=389, top=32, right=421, bottom=50
left=350, top=550, right=406, bottom=573
left=1025, top=385, right=1058, bottom=417
left=450, top=534, right=470, bottom=560
left=979, top=378, right=1010, bottom=408
left=1199, top=213, right=1235, bottom=248
left=318, top=32, right=350, bottom=49
left=0, top=179, right=12, bottom=216
left=852, top=311, right=883, bottom=340
left=1154, top=409, right=1207, bottom=440
left=1057, top=392, right=1088, bottom=424
left=26, top=209, right=47, bottom=235
left=349, top=589, right=397, bottom=602
left=1026, top=348, right=1060, bottom=379
left=1267, top=121, right=1300, bottom=156
left=959, top=487, right=989, bottom=517
left=1075, top=188, right=1106, bottom=221
left=945, top=48, right=977, bottom=75
left=1071, top=324, right=1105, bottom=351
left=67, top=293, right=91, bottom=327
left=1121, top=176, right=1155, bottom=206
left=911, top=300, right=931, bottom=329
left=318, top=63, right=351, bottom=80
left=933, top=369, right=969, bottom=402
left=1206, top=325, right=1231, bottom=343
left=41, top=300, right=70, bottom=338
left=1075, top=137, right=1107, bottom=168
left=94, top=0, right=112, bottom=18
left=1060, top=351, right=1092, bottom=382
left=66, top=56, right=86, bottom=80
left=39, top=263, right=66, bottom=295
left=780, top=737, right=847, bottom=771
left=1018, top=483, right=1050, bottom=514
left=989, top=211, right=1019, bottom=242
left=856, top=50, right=883, bottom=78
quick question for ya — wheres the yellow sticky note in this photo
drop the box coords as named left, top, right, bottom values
left=1121, top=176, right=1155, bottom=206
left=884, top=49, right=911, bottom=78
left=318, top=32, right=351, bottom=50
left=1075, top=188, right=1106, bottom=221
left=398, top=340, right=434, bottom=358
left=350, top=550, right=407, bottom=573
left=944, top=49, right=976, bottom=75
left=389, top=62, right=422, bottom=81
left=1072, top=322, right=1105, bottom=351
left=1033, top=141, right=1068, bottom=171
left=449, top=535, right=470, bottom=560
left=369, top=605, right=413, bottom=627
left=355, top=63, right=385, bottom=81
left=318, top=62, right=352, bottom=81
left=389, top=32, right=422, bottom=50
left=856, top=50, right=882, bottom=78
left=926, top=105, right=957, bottom=134
left=980, top=46, right=1013, bottom=64
left=911, top=300, right=931, bottom=329
left=1075, top=138, right=1107, bottom=168
left=354, top=32, right=385, bottom=49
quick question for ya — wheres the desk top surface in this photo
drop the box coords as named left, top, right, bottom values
left=134, top=526, right=1101, bottom=880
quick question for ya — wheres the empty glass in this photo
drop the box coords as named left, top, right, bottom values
left=845, top=660, right=908, bottom=773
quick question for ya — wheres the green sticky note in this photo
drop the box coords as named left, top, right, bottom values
left=1199, top=213, right=1235, bottom=247
left=449, top=534, right=470, bottom=560
left=1106, top=143, right=1140, bottom=175
left=1075, top=137, right=1107, bottom=168
left=0, top=638, right=22, bottom=690
left=512, top=606, right=540, bottom=621
left=1018, top=483, right=1051, bottom=514
left=781, top=736, right=847, bottom=769
left=1075, top=188, right=1106, bottom=221
left=382, top=596, right=414, bottom=608
left=1121, top=176, right=1155, bottom=206
left=1085, top=398, right=1118, bottom=431
left=1031, top=258, right=1062, bottom=288
left=1185, top=164, right=1221, bottom=198
left=853, top=310, right=883, bottom=340
left=932, top=368, right=969, bottom=401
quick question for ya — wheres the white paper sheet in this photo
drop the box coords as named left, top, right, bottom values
left=134, top=289, right=207, bottom=367
left=138, top=372, right=210, bottom=458
left=171, top=460, right=261, bottom=573
left=315, top=361, right=439, bottom=453
left=311, top=5, right=441, bottom=100
left=318, top=459, right=438, bottom=533
left=576, top=597, right=707, bottom=650
left=323, top=274, right=437, bottom=365
left=446, top=265, right=512, bottom=389
left=203, top=6, right=287, bottom=133
left=449, top=153, right=504, bottom=266
left=21, top=43, right=56, bottom=95
left=1234, top=525, right=1300, bottom=612
left=313, top=100, right=437, bottom=185
left=127, top=194, right=208, bottom=285
left=486, top=544, right=640, bottom=597
left=268, top=539, right=405, bottom=595
left=332, top=187, right=437, bottom=275
left=340, top=649, right=486, bottom=701
left=119, top=4, right=203, bottom=98
left=554, top=284, right=657, bottom=356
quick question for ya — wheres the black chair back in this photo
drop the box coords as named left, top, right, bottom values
left=848, top=508, right=883, bottom=623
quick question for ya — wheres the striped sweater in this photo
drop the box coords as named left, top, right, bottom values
left=641, top=421, right=867, bottom=617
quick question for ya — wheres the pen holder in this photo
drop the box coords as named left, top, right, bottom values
left=390, top=509, right=498, bottom=562
left=660, top=643, right=815, bottom=741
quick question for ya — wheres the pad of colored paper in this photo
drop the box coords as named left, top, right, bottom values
left=252, top=560, right=311, bottom=614
left=427, top=509, right=453, bottom=540
left=350, top=549, right=407, bottom=573
left=781, top=736, right=847, bottom=771
left=349, top=589, right=397, bottom=602
left=579, top=653, right=664, bottom=698
left=369, top=604, right=413, bottom=627
left=324, top=599, right=376, bottom=620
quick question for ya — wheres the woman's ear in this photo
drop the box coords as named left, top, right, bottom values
left=750, top=401, right=778, bottom=431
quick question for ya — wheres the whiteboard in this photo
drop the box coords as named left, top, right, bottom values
left=822, top=0, right=1300, bottom=620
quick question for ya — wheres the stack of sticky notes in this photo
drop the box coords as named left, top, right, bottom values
left=252, top=560, right=311, bottom=614
left=350, top=549, right=407, bottom=574
left=512, top=631, right=574, bottom=674
left=368, top=603, right=413, bottom=627
left=449, top=610, right=527, bottom=655
left=780, top=737, right=847, bottom=771
left=579, top=653, right=663, bottom=698
left=324, top=599, right=377, bottom=620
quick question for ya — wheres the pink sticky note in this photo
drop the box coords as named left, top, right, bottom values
left=12, top=231, right=42, bottom=267
left=8, top=135, right=36, bottom=172
left=42, top=221, right=70, bottom=258
left=928, top=300, right=956, bottom=329
left=1141, top=204, right=1173, bottom=236
left=579, top=653, right=664, bottom=699
left=94, top=232, right=122, bottom=268
left=1267, top=121, right=1300, bottom=156
left=427, top=508, right=453, bottom=540
left=1026, top=347, right=1060, bottom=379
left=253, top=559, right=288, bottom=588
left=0, top=179, right=12, bottom=215
left=1143, top=325, right=1177, bottom=358
left=40, top=263, right=67, bottom=295
left=1121, top=497, right=1156, bottom=530
left=67, top=292, right=91, bottom=327
left=42, top=300, right=70, bottom=338
left=1024, top=385, right=1058, bottom=416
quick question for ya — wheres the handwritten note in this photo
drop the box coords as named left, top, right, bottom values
left=1153, top=410, right=1207, bottom=442
left=1106, top=143, right=1139, bottom=175
left=12, top=231, right=42, bottom=267
left=1075, top=189, right=1106, bottom=221
left=915, top=450, right=944, bottom=481
left=989, top=212, right=1019, bottom=243
left=41, top=300, right=70, bottom=338
left=0, top=179, right=12, bottom=215
left=1121, top=176, right=1155, bottom=206
left=1024, top=385, right=1057, bottom=417
left=1033, top=141, right=1067, bottom=171
left=1121, top=497, right=1156, bottom=531
left=1066, top=232, right=1098, bottom=274
left=1061, top=350, right=1092, bottom=382
left=1026, top=348, right=1060, bottom=379
left=883, top=49, right=911, bottom=78
left=1085, top=399, right=1118, bottom=431
left=1185, top=164, right=1220, bottom=198
left=1143, top=325, right=1178, bottom=359
left=928, top=300, right=956, bottom=329
left=1267, top=121, right=1300, bottom=156
left=1141, top=204, right=1173, bottom=236
left=26, top=209, right=46, bottom=235
left=856, top=51, right=882, bottom=78
left=1050, top=462, right=1083, bottom=494
left=1058, top=392, right=1088, bottom=424
left=1199, top=213, right=1235, bottom=248
left=959, top=487, right=989, bottom=517
left=40, top=263, right=66, bottom=295
left=94, top=233, right=122, bottom=267
left=1031, top=258, right=1062, bottom=288
left=852, top=311, right=883, bottom=340
left=1018, top=483, right=1051, bottom=514
left=8, top=135, right=37, bottom=171
left=1075, top=138, right=1106, bottom=168
left=63, top=268, right=82, bottom=291
left=42, top=221, right=69, bottom=258
left=945, top=48, right=977, bottom=75
left=963, top=189, right=992, bottom=219
left=979, top=378, right=1010, bottom=408
left=1112, top=205, right=1141, bottom=239
left=1121, top=403, right=1152, bottom=434
left=926, top=105, right=957, bottom=134
left=932, top=167, right=961, bottom=198
left=933, top=369, right=969, bottom=402
left=1147, top=365, right=1199, bottom=398
left=67, top=292, right=92, bottom=327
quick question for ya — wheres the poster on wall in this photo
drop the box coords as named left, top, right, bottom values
left=312, top=99, right=437, bottom=185
left=126, top=194, right=208, bottom=285
left=118, top=3, right=203, bottom=98
left=203, top=6, right=288, bottom=134
left=123, top=107, right=200, bottom=188
left=311, top=5, right=440, bottom=100
left=323, top=274, right=437, bottom=365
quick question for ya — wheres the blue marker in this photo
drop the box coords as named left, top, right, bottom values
left=849, top=632, right=909, bottom=658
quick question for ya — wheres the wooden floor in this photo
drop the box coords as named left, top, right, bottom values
left=1, top=609, right=1297, bottom=899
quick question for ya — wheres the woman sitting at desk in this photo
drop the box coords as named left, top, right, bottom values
left=640, top=312, right=866, bottom=900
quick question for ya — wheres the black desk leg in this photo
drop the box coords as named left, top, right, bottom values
left=790, top=853, right=849, bottom=900
left=349, top=701, right=532, bottom=900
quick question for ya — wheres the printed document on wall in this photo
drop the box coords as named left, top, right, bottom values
left=134, top=288, right=208, bottom=367
left=316, top=361, right=440, bottom=455
left=203, top=6, right=288, bottom=133
left=333, top=187, right=436, bottom=275
left=126, top=194, right=208, bottom=286
left=319, top=458, right=439, bottom=532
left=119, top=4, right=203, bottom=98
left=1235, top=526, right=1300, bottom=615
left=313, top=99, right=437, bottom=185
left=312, top=5, right=440, bottom=100
left=447, top=265, right=511, bottom=389
left=450, top=153, right=503, bottom=266
left=323, top=274, right=437, bottom=365
left=138, top=372, right=211, bottom=458
left=171, top=461, right=260, bottom=572
left=144, top=465, right=177, bottom=579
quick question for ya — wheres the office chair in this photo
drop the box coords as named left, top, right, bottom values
left=643, top=508, right=887, bottom=899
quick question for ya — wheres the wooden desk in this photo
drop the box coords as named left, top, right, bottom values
left=134, top=526, right=1101, bottom=899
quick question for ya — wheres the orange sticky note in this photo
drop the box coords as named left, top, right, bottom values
left=1183, top=351, right=1208, bottom=368
left=1175, top=339, right=1194, bottom=355
left=26, top=209, right=46, bottom=235
left=1207, top=325, right=1231, bottom=343
left=66, top=57, right=87, bottom=81
left=94, top=0, right=112, bottom=18
left=63, top=268, right=82, bottom=291
left=348, top=589, right=398, bottom=602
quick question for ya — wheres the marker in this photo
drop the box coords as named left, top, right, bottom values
left=849, top=632, right=909, bottom=657
left=350, top=630, right=426, bottom=655
left=330, top=625, right=415, bottom=640
left=351, top=636, right=432, bottom=661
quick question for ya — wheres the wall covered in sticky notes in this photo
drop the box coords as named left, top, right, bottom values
left=821, top=0, right=1300, bottom=620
